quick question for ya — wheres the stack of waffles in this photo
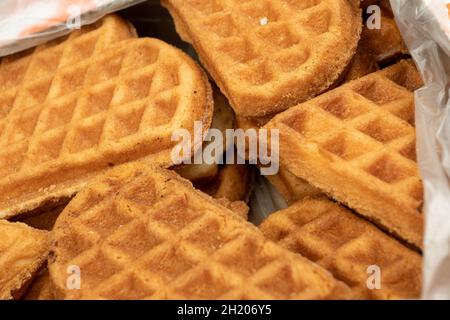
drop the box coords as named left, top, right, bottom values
left=0, top=0, right=424, bottom=300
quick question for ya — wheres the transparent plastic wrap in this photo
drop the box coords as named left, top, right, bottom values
left=0, top=0, right=145, bottom=56
left=391, top=0, right=450, bottom=299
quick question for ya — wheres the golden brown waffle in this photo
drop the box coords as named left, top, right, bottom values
left=234, top=38, right=379, bottom=131
left=0, top=220, right=49, bottom=299
left=342, top=44, right=379, bottom=82
left=162, top=0, right=362, bottom=117
left=266, top=167, right=323, bottom=205
left=49, top=162, right=352, bottom=299
left=0, top=36, right=213, bottom=219
left=200, top=164, right=254, bottom=203
left=22, top=269, right=54, bottom=300
left=260, top=198, right=422, bottom=299
left=214, top=198, right=250, bottom=221
left=175, top=84, right=235, bottom=184
left=175, top=163, right=219, bottom=184
left=265, top=60, right=424, bottom=249
left=360, top=3, right=408, bottom=64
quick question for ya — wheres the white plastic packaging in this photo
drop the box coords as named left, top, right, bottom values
left=391, top=0, right=450, bottom=299
left=0, top=0, right=145, bottom=56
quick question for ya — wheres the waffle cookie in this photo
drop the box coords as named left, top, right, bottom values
left=342, top=43, right=379, bottom=82
left=0, top=220, right=49, bottom=299
left=264, top=60, right=424, bottom=249
left=266, top=167, right=323, bottom=205
left=162, top=0, right=362, bottom=117
left=49, top=162, right=352, bottom=299
left=260, top=198, right=422, bottom=299
left=0, top=36, right=213, bottom=219
left=360, top=3, right=408, bottom=64
left=175, top=84, right=236, bottom=184
left=200, top=164, right=254, bottom=203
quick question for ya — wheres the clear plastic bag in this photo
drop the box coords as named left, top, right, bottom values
left=0, top=0, right=145, bottom=57
left=391, top=0, right=450, bottom=299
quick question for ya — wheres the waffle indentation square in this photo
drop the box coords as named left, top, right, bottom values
left=150, top=197, right=201, bottom=230
left=85, top=53, right=124, bottom=85
left=174, top=269, right=231, bottom=299
left=354, top=80, right=406, bottom=105
left=4, top=107, right=41, bottom=143
left=257, top=264, right=305, bottom=298
left=149, top=66, right=179, bottom=96
left=144, top=245, right=196, bottom=281
left=79, top=84, right=115, bottom=118
left=282, top=109, right=336, bottom=139
left=99, top=273, right=155, bottom=300
left=399, top=140, right=416, bottom=161
left=0, top=58, right=30, bottom=90
left=41, top=97, right=77, bottom=132
left=62, top=35, right=98, bottom=65
left=257, top=23, right=299, bottom=50
left=185, top=218, right=229, bottom=253
left=302, top=213, right=366, bottom=252
left=112, top=74, right=153, bottom=106
left=365, top=155, right=413, bottom=183
left=357, top=117, right=410, bottom=143
left=122, top=45, right=159, bottom=70
left=297, top=6, right=331, bottom=35
left=332, top=236, right=396, bottom=286
left=275, top=49, right=310, bottom=73
left=81, top=203, right=133, bottom=239
left=57, top=227, right=95, bottom=261
left=204, top=13, right=237, bottom=38
left=52, top=65, right=88, bottom=98
left=239, top=60, right=273, bottom=86
left=27, top=128, right=65, bottom=164
left=320, top=132, right=376, bottom=161
left=319, top=96, right=368, bottom=120
left=146, top=93, right=179, bottom=126
left=67, top=117, right=104, bottom=153
left=239, top=1, right=280, bottom=26
left=218, top=38, right=256, bottom=63
left=20, top=78, right=52, bottom=107
left=79, top=251, right=123, bottom=288
left=108, top=221, right=163, bottom=260
left=218, top=238, right=273, bottom=276
left=122, top=179, right=157, bottom=211
left=108, top=103, right=145, bottom=139
left=27, top=47, right=63, bottom=79
left=0, top=143, right=27, bottom=176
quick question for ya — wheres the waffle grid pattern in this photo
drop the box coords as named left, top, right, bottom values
left=163, top=0, right=361, bottom=116
left=50, top=164, right=349, bottom=299
left=260, top=198, right=422, bottom=299
left=0, top=20, right=212, bottom=217
left=266, top=61, right=423, bottom=247
left=278, top=62, right=420, bottom=206
left=0, top=41, right=181, bottom=174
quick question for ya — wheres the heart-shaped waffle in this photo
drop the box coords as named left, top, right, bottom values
left=0, top=32, right=213, bottom=218
left=163, top=0, right=362, bottom=117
